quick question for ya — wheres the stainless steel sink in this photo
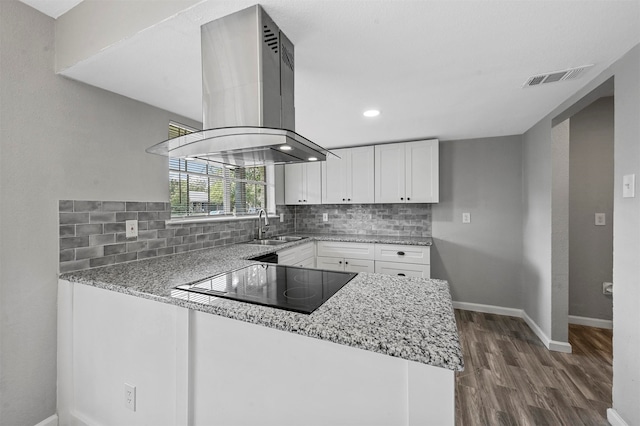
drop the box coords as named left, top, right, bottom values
left=246, top=236, right=307, bottom=246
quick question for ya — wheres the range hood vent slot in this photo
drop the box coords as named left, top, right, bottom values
left=263, top=24, right=279, bottom=53
left=523, top=64, right=594, bottom=88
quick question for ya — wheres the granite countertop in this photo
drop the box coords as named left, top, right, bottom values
left=295, top=233, right=433, bottom=246
left=60, top=234, right=462, bottom=371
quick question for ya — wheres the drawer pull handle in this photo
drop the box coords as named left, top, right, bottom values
left=345, top=261, right=349, bottom=265
left=400, top=197, right=404, bottom=200
left=407, top=197, right=411, bottom=201
left=398, top=273, right=406, bottom=276
left=397, top=251, right=405, bottom=256
left=342, top=198, right=346, bottom=201
left=339, top=261, right=342, bottom=264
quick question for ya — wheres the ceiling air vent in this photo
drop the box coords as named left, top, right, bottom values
left=523, top=65, right=593, bottom=88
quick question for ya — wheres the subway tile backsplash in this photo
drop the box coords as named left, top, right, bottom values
left=294, top=204, right=432, bottom=237
left=59, top=200, right=295, bottom=273
left=59, top=200, right=432, bottom=273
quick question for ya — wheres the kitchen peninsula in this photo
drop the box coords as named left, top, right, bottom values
left=58, top=236, right=463, bottom=426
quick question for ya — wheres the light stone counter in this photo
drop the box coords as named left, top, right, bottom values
left=60, top=234, right=462, bottom=371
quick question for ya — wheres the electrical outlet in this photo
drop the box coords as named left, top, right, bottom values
left=595, top=213, right=606, bottom=226
left=125, top=220, right=138, bottom=238
left=462, top=212, right=471, bottom=224
left=322, top=213, right=328, bottom=222
left=623, top=174, right=635, bottom=198
left=279, top=213, right=284, bottom=223
left=124, top=383, right=136, bottom=411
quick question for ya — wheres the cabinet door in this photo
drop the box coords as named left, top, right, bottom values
left=316, top=241, right=375, bottom=260
left=344, top=258, right=375, bottom=273
left=316, top=256, right=345, bottom=271
left=277, top=246, right=298, bottom=266
left=375, top=144, right=406, bottom=203
left=322, top=149, right=347, bottom=204
left=305, top=162, right=323, bottom=204
left=405, top=139, right=439, bottom=203
left=297, top=256, right=316, bottom=269
left=374, top=244, right=430, bottom=265
left=284, top=163, right=305, bottom=205
left=374, top=261, right=430, bottom=278
left=348, top=146, right=375, bottom=204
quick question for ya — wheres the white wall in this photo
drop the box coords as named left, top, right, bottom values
left=522, top=44, right=640, bottom=425
left=431, top=136, right=523, bottom=309
left=0, top=2, right=199, bottom=424
left=569, top=97, right=614, bottom=321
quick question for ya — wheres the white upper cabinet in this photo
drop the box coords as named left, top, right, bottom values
left=322, top=146, right=375, bottom=204
left=374, top=139, right=439, bottom=203
left=284, top=162, right=322, bottom=205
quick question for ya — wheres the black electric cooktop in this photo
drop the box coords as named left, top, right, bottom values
left=173, top=264, right=357, bottom=314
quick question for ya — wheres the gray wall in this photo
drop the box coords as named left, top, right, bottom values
left=522, top=44, right=640, bottom=424
left=431, top=136, right=523, bottom=309
left=569, top=97, right=614, bottom=320
left=0, top=2, right=199, bottom=423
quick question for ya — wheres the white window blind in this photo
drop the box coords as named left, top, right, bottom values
left=168, top=123, right=272, bottom=218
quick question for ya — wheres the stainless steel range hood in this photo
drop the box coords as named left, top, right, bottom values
left=146, top=5, right=333, bottom=167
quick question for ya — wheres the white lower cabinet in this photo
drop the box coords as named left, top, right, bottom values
left=278, top=241, right=316, bottom=268
left=316, top=256, right=375, bottom=273
left=374, top=261, right=430, bottom=278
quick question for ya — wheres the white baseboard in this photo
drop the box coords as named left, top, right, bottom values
left=607, top=408, right=629, bottom=426
left=452, top=301, right=523, bottom=318
left=34, top=414, right=58, bottom=426
left=453, top=301, right=572, bottom=353
left=568, top=315, right=613, bottom=329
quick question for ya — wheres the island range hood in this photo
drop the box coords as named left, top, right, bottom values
left=146, top=5, right=334, bottom=167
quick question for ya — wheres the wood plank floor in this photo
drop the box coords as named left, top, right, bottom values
left=455, top=310, right=613, bottom=426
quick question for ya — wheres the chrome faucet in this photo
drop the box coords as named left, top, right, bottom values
left=257, top=209, right=270, bottom=240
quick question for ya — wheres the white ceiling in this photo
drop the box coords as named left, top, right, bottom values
left=22, top=0, right=640, bottom=148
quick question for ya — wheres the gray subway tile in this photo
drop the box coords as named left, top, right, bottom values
left=104, top=223, right=126, bottom=233
left=183, top=235, right=196, bottom=244
left=189, top=226, right=204, bottom=235
left=104, top=243, right=126, bottom=256
left=76, top=224, right=104, bottom=236
left=157, top=229, right=174, bottom=239
left=158, top=211, right=171, bottom=220
left=115, top=232, right=130, bottom=243
left=90, top=234, right=116, bottom=246
left=167, top=237, right=182, bottom=246
left=90, top=256, right=115, bottom=268
left=59, top=200, right=74, bottom=212
left=102, top=201, right=126, bottom=212
left=60, top=259, right=90, bottom=273
left=157, top=247, right=174, bottom=256
left=59, top=225, right=75, bottom=237
left=74, top=200, right=102, bottom=212
left=126, top=202, right=147, bottom=211
left=138, top=221, right=149, bottom=231
left=126, top=241, right=148, bottom=252
left=147, top=239, right=166, bottom=250
left=90, top=212, right=116, bottom=223
left=188, top=242, right=203, bottom=251
left=148, top=221, right=166, bottom=230
left=196, top=234, right=206, bottom=242
left=138, top=249, right=158, bottom=259
left=75, top=246, right=104, bottom=260
left=174, top=228, right=189, bottom=237
left=138, top=211, right=158, bottom=221
left=60, top=237, right=89, bottom=250
left=59, top=249, right=74, bottom=262
left=146, top=202, right=166, bottom=211
left=59, top=212, right=90, bottom=225
left=116, top=212, right=138, bottom=222
left=175, top=244, right=189, bottom=254
left=137, top=230, right=157, bottom=241
left=115, top=252, right=137, bottom=263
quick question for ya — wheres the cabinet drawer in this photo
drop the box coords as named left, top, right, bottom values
left=374, top=244, right=430, bottom=265
left=316, top=256, right=344, bottom=272
left=374, top=261, right=430, bottom=278
left=278, top=242, right=315, bottom=266
left=296, top=256, right=316, bottom=269
left=344, top=259, right=374, bottom=273
left=316, top=241, right=374, bottom=260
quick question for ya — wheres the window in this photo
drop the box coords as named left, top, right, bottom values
left=168, top=123, right=274, bottom=218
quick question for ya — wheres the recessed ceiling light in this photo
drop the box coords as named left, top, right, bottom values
left=280, top=145, right=292, bottom=151
left=363, top=109, right=380, bottom=118
left=308, top=157, right=318, bottom=161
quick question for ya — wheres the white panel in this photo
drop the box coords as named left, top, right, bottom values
left=407, top=361, right=455, bottom=425
left=316, top=256, right=345, bottom=271
left=375, top=261, right=430, bottom=278
left=316, top=241, right=375, bottom=260
left=284, top=163, right=305, bottom=205
left=190, top=312, right=453, bottom=425
left=375, top=143, right=406, bottom=203
left=344, top=258, right=375, bottom=273
left=374, top=244, right=430, bottom=265
left=322, top=148, right=348, bottom=203
left=405, top=139, right=439, bottom=203
left=349, top=145, right=375, bottom=203
left=305, top=162, right=323, bottom=204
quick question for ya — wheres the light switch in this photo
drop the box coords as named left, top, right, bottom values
left=595, top=213, right=606, bottom=226
left=462, top=212, right=471, bottom=224
left=623, top=174, right=635, bottom=198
